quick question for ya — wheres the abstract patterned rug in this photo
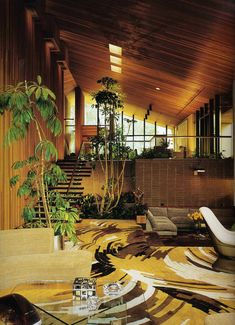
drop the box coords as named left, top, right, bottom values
left=76, top=219, right=235, bottom=324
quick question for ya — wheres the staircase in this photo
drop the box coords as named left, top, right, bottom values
left=34, top=157, right=92, bottom=220
left=56, top=157, right=92, bottom=204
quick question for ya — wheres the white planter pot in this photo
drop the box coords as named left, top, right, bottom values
left=54, top=235, right=63, bottom=251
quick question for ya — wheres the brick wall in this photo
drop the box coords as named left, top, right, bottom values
left=135, top=159, right=234, bottom=208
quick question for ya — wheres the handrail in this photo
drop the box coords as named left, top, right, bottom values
left=124, top=134, right=232, bottom=139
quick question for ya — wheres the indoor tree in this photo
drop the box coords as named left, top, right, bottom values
left=89, top=77, right=131, bottom=217
left=0, top=76, right=79, bottom=235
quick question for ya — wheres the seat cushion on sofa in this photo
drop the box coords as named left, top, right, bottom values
left=170, top=216, right=194, bottom=230
left=148, top=207, right=167, bottom=216
left=167, top=208, right=190, bottom=219
left=147, top=213, right=177, bottom=232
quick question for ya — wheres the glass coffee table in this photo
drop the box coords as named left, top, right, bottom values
left=10, top=279, right=146, bottom=325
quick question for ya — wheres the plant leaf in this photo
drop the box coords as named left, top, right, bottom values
left=42, top=88, right=49, bottom=100
left=35, top=87, right=41, bottom=100
left=47, top=88, right=56, bottom=100
left=37, top=75, right=42, bottom=85
left=10, top=175, right=20, bottom=187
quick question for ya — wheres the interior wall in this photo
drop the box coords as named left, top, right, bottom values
left=136, top=159, right=234, bottom=208
left=82, top=161, right=135, bottom=196
left=0, top=1, right=66, bottom=229
left=175, top=119, right=188, bottom=151
left=175, top=114, right=196, bottom=156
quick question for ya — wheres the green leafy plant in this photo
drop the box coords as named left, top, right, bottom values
left=50, top=192, right=79, bottom=243
left=87, top=77, right=132, bottom=217
left=0, top=76, right=79, bottom=236
left=137, top=138, right=172, bottom=159
left=77, top=192, right=137, bottom=220
left=77, top=193, right=98, bottom=219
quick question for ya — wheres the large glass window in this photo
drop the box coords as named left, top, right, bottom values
left=84, top=103, right=97, bottom=125
left=84, top=103, right=173, bottom=153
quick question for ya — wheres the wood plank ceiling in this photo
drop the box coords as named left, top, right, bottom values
left=46, top=0, right=235, bottom=126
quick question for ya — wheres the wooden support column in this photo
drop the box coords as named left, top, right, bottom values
left=204, top=103, right=209, bottom=155
left=154, top=121, right=157, bottom=147
left=215, top=94, right=221, bottom=157
left=75, top=86, right=84, bottom=155
left=199, top=107, right=204, bottom=156
left=195, top=110, right=200, bottom=157
left=209, top=98, right=214, bottom=155
left=143, top=118, right=146, bottom=150
left=121, top=110, right=123, bottom=136
left=165, top=125, right=168, bottom=147
left=132, top=114, right=135, bottom=150
left=55, top=63, right=65, bottom=160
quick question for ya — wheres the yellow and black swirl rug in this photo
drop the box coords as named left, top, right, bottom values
left=76, top=219, right=235, bottom=324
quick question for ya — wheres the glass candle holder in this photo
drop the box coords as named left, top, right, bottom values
left=87, top=296, right=100, bottom=311
left=103, top=282, right=122, bottom=296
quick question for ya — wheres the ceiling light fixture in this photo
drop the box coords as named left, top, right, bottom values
left=111, top=65, right=122, bottom=73
left=109, top=44, right=122, bottom=56
left=155, top=87, right=161, bottom=91
left=110, top=55, right=122, bottom=65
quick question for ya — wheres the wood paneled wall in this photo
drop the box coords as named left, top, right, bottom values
left=136, top=159, right=234, bottom=208
left=0, top=0, right=67, bottom=229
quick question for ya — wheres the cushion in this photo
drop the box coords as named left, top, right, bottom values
left=147, top=214, right=177, bottom=232
left=170, top=216, right=194, bottom=226
left=167, top=208, right=189, bottom=219
left=0, top=228, right=54, bottom=257
left=154, top=221, right=177, bottom=232
left=149, top=207, right=167, bottom=216
left=0, top=250, right=93, bottom=290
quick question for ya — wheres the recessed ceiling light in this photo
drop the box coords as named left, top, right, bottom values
left=155, top=87, right=161, bottom=91
left=110, top=55, right=122, bottom=65
left=109, top=44, right=122, bottom=56
left=111, top=65, right=122, bottom=73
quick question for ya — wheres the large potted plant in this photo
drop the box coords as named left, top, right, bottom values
left=0, top=76, right=79, bottom=242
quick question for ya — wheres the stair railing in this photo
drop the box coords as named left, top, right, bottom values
left=66, top=141, right=92, bottom=195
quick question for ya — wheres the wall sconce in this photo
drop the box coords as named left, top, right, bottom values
left=193, top=168, right=206, bottom=176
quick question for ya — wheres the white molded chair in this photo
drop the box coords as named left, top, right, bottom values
left=199, top=207, right=235, bottom=273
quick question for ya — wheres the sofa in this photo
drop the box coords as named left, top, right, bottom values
left=0, top=228, right=93, bottom=291
left=147, top=207, right=234, bottom=236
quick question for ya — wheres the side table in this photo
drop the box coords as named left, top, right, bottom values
left=136, top=215, right=147, bottom=230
